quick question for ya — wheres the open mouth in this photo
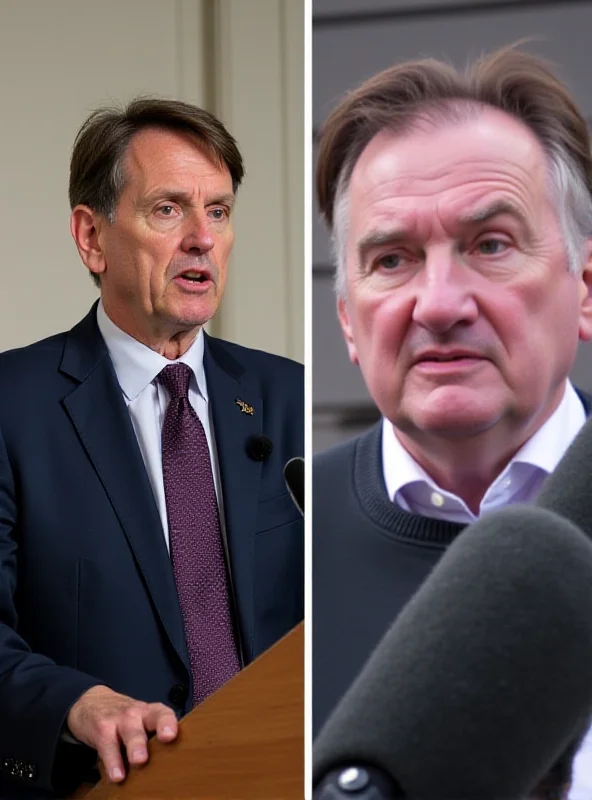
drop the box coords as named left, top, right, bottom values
left=177, top=270, right=211, bottom=283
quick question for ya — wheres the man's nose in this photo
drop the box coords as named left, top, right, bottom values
left=180, top=211, right=215, bottom=254
left=411, top=250, right=478, bottom=333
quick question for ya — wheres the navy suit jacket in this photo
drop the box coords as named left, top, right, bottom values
left=0, top=305, right=304, bottom=797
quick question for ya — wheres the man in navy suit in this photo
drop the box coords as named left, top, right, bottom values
left=0, top=98, right=303, bottom=798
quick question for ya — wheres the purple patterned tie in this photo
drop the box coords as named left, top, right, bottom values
left=158, top=363, right=240, bottom=705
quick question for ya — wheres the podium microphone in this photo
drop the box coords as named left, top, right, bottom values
left=283, top=457, right=304, bottom=515
left=313, top=505, right=592, bottom=799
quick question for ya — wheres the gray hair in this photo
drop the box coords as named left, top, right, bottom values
left=314, top=47, right=592, bottom=298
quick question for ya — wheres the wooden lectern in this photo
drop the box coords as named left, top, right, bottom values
left=75, top=623, right=303, bottom=799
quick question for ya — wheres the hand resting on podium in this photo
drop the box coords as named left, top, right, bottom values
left=66, top=685, right=179, bottom=783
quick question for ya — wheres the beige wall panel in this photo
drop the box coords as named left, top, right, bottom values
left=0, top=0, right=210, bottom=350
left=282, top=0, right=305, bottom=362
left=0, top=0, right=302, bottom=362
left=212, top=0, right=304, bottom=361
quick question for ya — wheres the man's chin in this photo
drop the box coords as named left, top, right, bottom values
left=395, top=391, right=504, bottom=439
left=413, top=415, right=499, bottom=440
left=161, top=301, right=219, bottom=332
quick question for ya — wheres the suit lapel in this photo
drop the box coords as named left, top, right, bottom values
left=60, top=308, right=189, bottom=673
left=204, top=335, right=262, bottom=661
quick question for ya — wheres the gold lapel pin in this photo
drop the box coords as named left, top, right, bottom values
left=235, top=398, right=254, bottom=415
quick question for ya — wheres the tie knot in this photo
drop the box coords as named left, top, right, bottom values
left=158, top=363, right=192, bottom=399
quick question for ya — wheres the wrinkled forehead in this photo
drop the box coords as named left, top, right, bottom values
left=347, top=107, right=550, bottom=222
left=112, top=130, right=233, bottom=214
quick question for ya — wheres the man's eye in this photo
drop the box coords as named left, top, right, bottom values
left=376, top=253, right=404, bottom=270
left=476, top=239, right=507, bottom=255
left=208, top=208, right=227, bottom=221
left=157, top=205, right=175, bottom=217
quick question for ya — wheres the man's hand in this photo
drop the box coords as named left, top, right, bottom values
left=66, top=685, right=179, bottom=782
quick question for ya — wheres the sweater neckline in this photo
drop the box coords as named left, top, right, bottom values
left=353, top=423, right=466, bottom=547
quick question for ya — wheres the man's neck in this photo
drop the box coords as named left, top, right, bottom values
left=101, top=298, right=201, bottom=359
left=393, top=391, right=568, bottom=514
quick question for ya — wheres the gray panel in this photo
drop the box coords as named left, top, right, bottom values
left=314, top=0, right=528, bottom=16
left=570, top=342, right=592, bottom=395
left=313, top=207, right=332, bottom=267
left=313, top=272, right=372, bottom=405
left=313, top=141, right=333, bottom=267
left=313, top=5, right=592, bottom=124
left=314, top=414, right=379, bottom=452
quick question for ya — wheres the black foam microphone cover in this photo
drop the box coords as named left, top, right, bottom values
left=536, top=413, right=592, bottom=535
left=313, top=506, right=592, bottom=800
left=283, top=457, right=304, bottom=515
left=245, top=434, right=273, bottom=462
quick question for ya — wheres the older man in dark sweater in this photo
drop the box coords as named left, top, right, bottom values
left=313, top=46, right=592, bottom=798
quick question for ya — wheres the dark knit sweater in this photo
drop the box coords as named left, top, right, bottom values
left=313, top=390, right=592, bottom=737
left=313, top=421, right=468, bottom=734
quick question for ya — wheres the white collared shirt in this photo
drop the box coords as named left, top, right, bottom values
left=381, top=380, right=586, bottom=523
left=382, top=380, right=591, bottom=798
left=96, top=301, right=225, bottom=550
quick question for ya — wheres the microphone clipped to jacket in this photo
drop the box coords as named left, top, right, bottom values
left=313, top=505, right=592, bottom=799
left=245, top=434, right=273, bottom=462
left=244, top=432, right=304, bottom=518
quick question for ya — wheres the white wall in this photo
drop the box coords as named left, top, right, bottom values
left=0, top=0, right=303, bottom=362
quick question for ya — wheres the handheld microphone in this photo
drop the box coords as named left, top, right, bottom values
left=283, top=457, right=304, bottom=515
left=245, top=434, right=273, bottom=462
left=313, top=505, right=592, bottom=799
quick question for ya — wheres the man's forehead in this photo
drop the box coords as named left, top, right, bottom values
left=123, top=127, right=231, bottom=186
left=348, top=108, right=547, bottom=204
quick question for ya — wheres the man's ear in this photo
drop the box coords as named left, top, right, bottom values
left=70, top=205, right=107, bottom=280
left=337, top=294, right=359, bottom=365
left=578, top=239, right=592, bottom=342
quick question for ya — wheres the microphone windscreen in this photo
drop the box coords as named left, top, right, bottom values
left=284, top=457, right=304, bottom=515
left=313, top=506, right=592, bottom=799
left=536, top=414, right=592, bottom=536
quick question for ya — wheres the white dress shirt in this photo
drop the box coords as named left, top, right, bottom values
left=96, top=300, right=226, bottom=550
left=381, top=380, right=591, bottom=798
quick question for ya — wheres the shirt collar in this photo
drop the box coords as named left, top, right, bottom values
left=510, top=380, right=586, bottom=473
left=96, top=300, right=208, bottom=402
left=382, top=380, right=586, bottom=506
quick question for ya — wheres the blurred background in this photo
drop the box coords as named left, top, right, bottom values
left=313, top=0, right=592, bottom=451
left=0, top=0, right=303, bottom=362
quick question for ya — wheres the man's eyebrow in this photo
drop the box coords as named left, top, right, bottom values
left=458, top=200, right=529, bottom=227
left=356, top=201, right=530, bottom=261
left=208, top=193, right=236, bottom=208
left=139, top=189, right=235, bottom=208
left=357, top=228, right=407, bottom=261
